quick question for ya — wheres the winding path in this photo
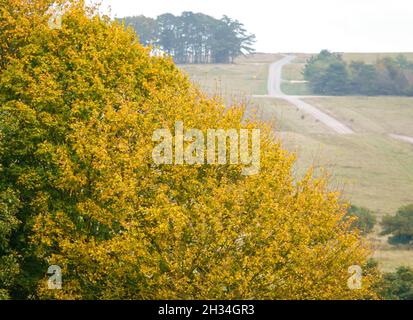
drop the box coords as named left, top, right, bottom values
left=254, top=55, right=413, bottom=142
left=256, top=55, right=354, bottom=135
left=389, top=134, right=413, bottom=145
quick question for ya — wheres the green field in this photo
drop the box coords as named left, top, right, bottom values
left=180, top=53, right=282, bottom=97
left=251, top=96, right=413, bottom=216
left=342, top=52, right=413, bottom=64
left=280, top=53, right=311, bottom=95
left=281, top=82, right=312, bottom=95
left=181, top=54, right=413, bottom=272
left=305, top=96, right=413, bottom=137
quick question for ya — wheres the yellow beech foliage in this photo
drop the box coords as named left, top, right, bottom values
left=0, top=1, right=379, bottom=299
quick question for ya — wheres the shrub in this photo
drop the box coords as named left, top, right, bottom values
left=380, top=267, right=413, bottom=300
left=381, top=204, right=413, bottom=246
left=347, top=205, right=376, bottom=235
left=304, top=50, right=413, bottom=96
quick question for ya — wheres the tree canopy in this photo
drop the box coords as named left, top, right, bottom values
left=0, top=0, right=379, bottom=299
left=381, top=204, right=413, bottom=246
left=347, top=205, right=376, bottom=235
left=304, top=50, right=413, bottom=96
left=121, top=12, right=256, bottom=64
left=380, top=266, right=413, bottom=300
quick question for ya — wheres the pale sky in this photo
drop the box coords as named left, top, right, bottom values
left=100, top=0, right=413, bottom=53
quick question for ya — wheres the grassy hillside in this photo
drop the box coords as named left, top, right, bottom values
left=342, top=52, right=413, bottom=64
left=180, top=53, right=282, bottom=97
left=305, top=97, right=413, bottom=136
left=181, top=54, right=413, bottom=271
left=251, top=96, right=413, bottom=216
left=280, top=53, right=311, bottom=95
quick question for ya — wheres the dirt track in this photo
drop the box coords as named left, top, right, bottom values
left=389, top=134, right=413, bottom=145
left=265, top=55, right=354, bottom=135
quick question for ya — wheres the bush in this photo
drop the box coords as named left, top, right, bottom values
left=304, top=50, right=413, bottom=96
left=380, top=267, right=413, bottom=300
left=347, top=205, right=376, bottom=235
left=381, top=204, right=413, bottom=246
left=303, top=50, right=349, bottom=95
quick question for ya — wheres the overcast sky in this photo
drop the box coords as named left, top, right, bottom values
left=100, top=0, right=413, bottom=53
